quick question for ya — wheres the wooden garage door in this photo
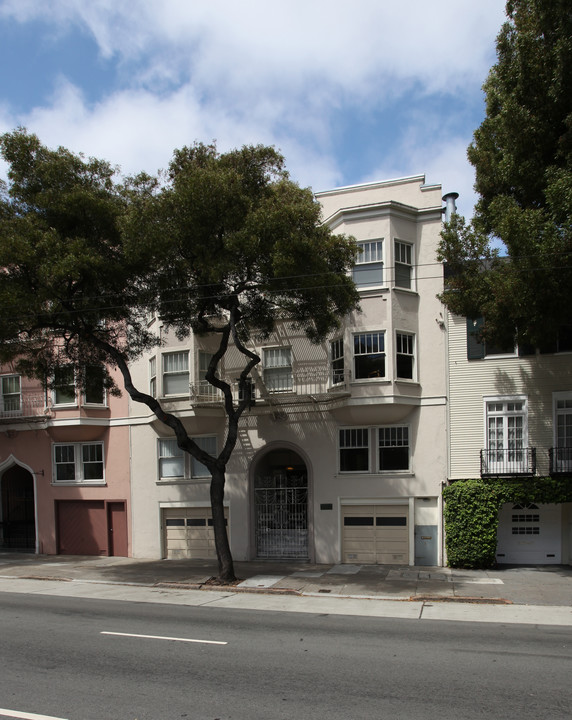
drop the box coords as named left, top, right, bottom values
left=57, top=500, right=107, bottom=555
left=342, top=504, right=409, bottom=564
left=163, top=507, right=229, bottom=560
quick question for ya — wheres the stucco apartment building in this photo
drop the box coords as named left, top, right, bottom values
left=127, top=175, right=449, bottom=566
left=0, top=364, right=130, bottom=556
left=447, top=313, right=572, bottom=564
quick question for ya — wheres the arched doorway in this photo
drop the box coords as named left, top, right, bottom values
left=1, top=465, right=36, bottom=551
left=253, top=448, right=309, bottom=559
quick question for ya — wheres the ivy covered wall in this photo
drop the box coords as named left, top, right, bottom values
left=443, top=478, right=572, bottom=568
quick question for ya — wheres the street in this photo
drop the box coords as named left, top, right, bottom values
left=0, top=593, right=571, bottom=720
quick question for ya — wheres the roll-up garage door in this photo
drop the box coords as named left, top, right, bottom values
left=342, top=504, right=409, bottom=564
left=163, top=507, right=228, bottom=559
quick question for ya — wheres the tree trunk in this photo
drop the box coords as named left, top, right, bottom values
left=210, top=466, right=236, bottom=582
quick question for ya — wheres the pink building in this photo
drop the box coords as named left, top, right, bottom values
left=0, top=363, right=131, bottom=556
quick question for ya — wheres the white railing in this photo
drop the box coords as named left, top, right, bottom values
left=0, top=391, right=46, bottom=420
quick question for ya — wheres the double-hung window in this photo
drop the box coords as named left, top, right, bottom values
left=1, top=375, right=21, bottom=414
left=484, top=398, right=527, bottom=474
left=263, top=348, right=293, bottom=393
left=83, top=366, right=105, bottom=405
left=339, top=428, right=369, bottom=472
left=330, top=338, right=345, bottom=385
left=379, top=427, right=409, bottom=470
left=162, top=351, right=189, bottom=396
left=394, top=240, right=413, bottom=289
left=353, top=240, right=383, bottom=288
left=353, top=332, right=385, bottom=379
left=191, top=436, right=216, bottom=478
left=149, top=357, right=157, bottom=398
left=554, top=393, right=572, bottom=472
left=53, top=442, right=104, bottom=484
left=158, top=436, right=216, bottom=480
left=396, top=332, right=415, bottom=380
left=53, top=366, right=76, bottom=406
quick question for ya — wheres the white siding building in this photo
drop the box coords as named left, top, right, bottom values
left=128, top=176, right=448, bottom=566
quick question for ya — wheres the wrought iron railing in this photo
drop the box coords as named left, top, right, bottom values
left=549, top=447, right=572, bottom=475
left=480, top=447, right=536, bottom=476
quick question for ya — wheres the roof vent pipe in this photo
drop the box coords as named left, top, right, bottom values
left=442, top=192, right=459, bottom=223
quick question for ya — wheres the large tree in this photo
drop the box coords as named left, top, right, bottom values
left=438, top=0, right=572, bottom=348
left=0, top=129, right=360, bottom=581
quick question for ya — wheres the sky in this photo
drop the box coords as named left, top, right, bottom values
left=0, top=0, right=508, bottom=219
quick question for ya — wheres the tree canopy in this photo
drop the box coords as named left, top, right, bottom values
left=0, top=129, right=360, bottom=580
left=438, top=0, right=572, bottom=348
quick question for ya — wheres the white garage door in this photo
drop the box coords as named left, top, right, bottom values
left=496, top=503, right=561, bottom=564
left=163, top=507, right=228, bottom=559
left=342, top=504, right=409, bottom=565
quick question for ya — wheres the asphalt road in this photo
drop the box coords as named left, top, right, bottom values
left=0, top=593, right=571, bottom=720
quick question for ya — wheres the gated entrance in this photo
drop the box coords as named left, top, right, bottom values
left=254, top=449, right=309, bottom=559
left=0, top=465, right=35, bottom=551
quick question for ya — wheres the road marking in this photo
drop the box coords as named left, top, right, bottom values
left=0, top=709, right=68, bottom=720
left=100, top=631, right=227, bottom=645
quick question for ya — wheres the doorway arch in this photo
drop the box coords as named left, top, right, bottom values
left=252, top=446, right=310, bottom=560
left=1, top=464, right=36, bottom=551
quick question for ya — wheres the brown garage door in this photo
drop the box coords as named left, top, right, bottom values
left=342, top=504, right=409, bottom=564
left=163, top=507, right=228, bottom=559
left=57, top=500, right=128, bottom=556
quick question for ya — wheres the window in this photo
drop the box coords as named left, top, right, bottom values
left=379, top=427, right=409, bottom=470
left=1, top=375, right=21, bottom=413
left=466, top=318, right=516, bottom=359
left=158, top=438, right=184, bottom=478
left=162, top=351, right=189, bottom=396
left=53, top=366, right=76, bottom=405
left=339, top=428, right=369, bottom=472
left=331, top=338, right=345, bottom=385
left=149, top=357, right=157, bottom=398
left=396, top=332, right=415, bottom=380
left=197, top=351, right=221, bottom=400
left=263, top=348, right=293, bottom=393
left=353, top=240, right=383, bottom=288
left=394, top=241, right=413, bottom=289
left=553, top=393, right=572, bottom=472
left=157, top=435, right=216, bottom=480
left=83, top=366, right=105, bottom=405
left=484, top=398, right=527, bottom=473
left=353, top=332, right=385, bottom=379
left=53, top=442, right=104, bottom=483
left=191, top=436, right=216, bottom=478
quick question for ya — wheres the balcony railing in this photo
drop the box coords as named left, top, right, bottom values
left=0, top=391, right=47, bottom=422
left=480, top=447, right=536, bottom=477
left=189, top=370, right=350, bottom=406
left=549, top=447, right=572, bottom=475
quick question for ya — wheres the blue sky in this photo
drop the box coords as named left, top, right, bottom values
left=0, top=1, right=507, bottom=218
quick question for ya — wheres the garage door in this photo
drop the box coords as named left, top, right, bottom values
left=496, top=503, right=561, bottom=564
left=342, top=504, right=409, bottom=564
left=163, top=507, right=229, bottom=559
left=57, top=500, right=107, bottom=555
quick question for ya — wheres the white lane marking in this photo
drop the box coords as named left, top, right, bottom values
left=100, top=631, right=227, bottom=645
left=0, top=709, right=68, bottom=720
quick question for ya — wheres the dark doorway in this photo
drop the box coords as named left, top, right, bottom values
left=0, top=465, right=36, bottom=551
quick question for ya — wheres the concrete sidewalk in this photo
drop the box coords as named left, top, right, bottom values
left=0, top=553, right=570, bottom=625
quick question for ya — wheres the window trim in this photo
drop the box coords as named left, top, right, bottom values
left=52, top=442, right=105, bottom=485
left=157, top=435, right=217, bottom=482
left=395, top=331, right=416, bottom=381
left=353, top=239, right=384, bottom=289
left=262, top=347, right=293, bottom=393
left=353, top=331, right=386, bottom=380
left=483, top=395, right=528, bottom=473
left=52, top=366, right=77, bottom=407
left=394, top=239, right=414, bottom=290
left=161, top=350, right=190, bottom=397
left=378, top=425, right=410, bottom=472
left=82, top=365, right=107, bottom=407
left=339, top=427, right=370, bottom=473
left=0, top=374, right=22, bottom=414
left=330, top=338, right=345, bottom=386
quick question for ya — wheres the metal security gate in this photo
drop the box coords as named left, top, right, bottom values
left=254, top=474, right=308, bottom=559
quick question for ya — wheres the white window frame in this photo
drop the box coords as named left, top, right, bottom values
left=378, top=426, right=410, bottom=471
left=353, top=331, right=386, bottom=380
left=483, top=396, right=528, bottom=474
left=82, top=366, right=107, bottom=406
left=553, top=391, right=572, bottom=472
left=263, top=347, right=293, bottom=393
left=394, top=240, right=413, bottom=290
left=353, top=240, right=384, bottom=289
left=52, top=366, right=77, bottom=406
left=1, top=375, right=22, bottom=414
left=52, top=442, right=105, bottom=484
left=339, top=428, right=370, bottom=473
left=330, top=338, right=345, bottom=385
left=395, top=331, right=415, bottom=381
left=149, top=356, right=157, bottom=398
left=157, top=435, right=216, bottom=481
left=162, top=351, right=190, bottom=397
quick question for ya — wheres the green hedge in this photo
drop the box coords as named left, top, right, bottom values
left=442, top=477, right=572, bottom=568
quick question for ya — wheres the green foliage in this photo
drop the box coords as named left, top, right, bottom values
left=443, top=477, right=572, bottom=568
left=438, top=0, right=572, bottom=347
